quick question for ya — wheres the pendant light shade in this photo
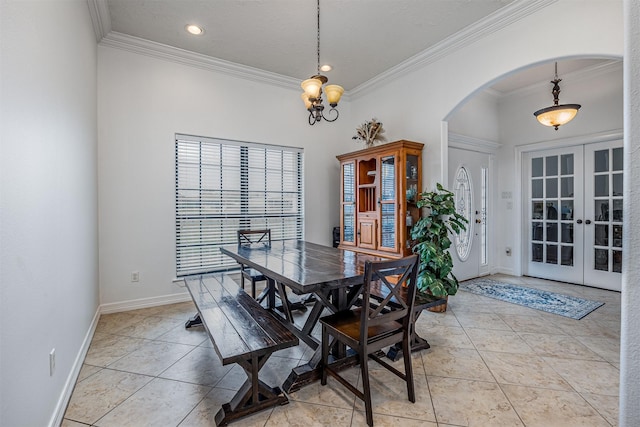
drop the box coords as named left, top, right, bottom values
left=534, top=104, right=581, bottom=128
left=533, top=62, right=581, bottom=130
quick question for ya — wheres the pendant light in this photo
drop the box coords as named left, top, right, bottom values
left=301, top=0, right=344, bottom=125
left=533, top=62, right=581, bottom=130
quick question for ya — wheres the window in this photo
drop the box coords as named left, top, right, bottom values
left=175, top=135, right=304, bottom=276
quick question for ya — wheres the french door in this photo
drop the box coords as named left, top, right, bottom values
left=524, top=140, right=623, bottom=291
left=449, top=147, right=490, bottom=281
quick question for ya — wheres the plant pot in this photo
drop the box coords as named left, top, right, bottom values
left=426, top=295, right=448, bottom=312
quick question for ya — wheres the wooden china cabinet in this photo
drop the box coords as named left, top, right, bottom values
left=337, top=140, right=423, bottom=258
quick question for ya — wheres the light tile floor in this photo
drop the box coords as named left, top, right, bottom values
left=62, top=274, right=621, bottom=426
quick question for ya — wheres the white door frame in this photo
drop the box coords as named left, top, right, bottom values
left=514, top=129, right=623, bottom=278
left=447, top=132, right=500, bottom=278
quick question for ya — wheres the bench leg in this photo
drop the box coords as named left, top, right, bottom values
left=185, top=313, right=202, bottom=328
left=214, top=353, right=288, bottom=426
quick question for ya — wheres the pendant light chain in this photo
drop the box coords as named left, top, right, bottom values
left=316, top=0, right=320, bottom=74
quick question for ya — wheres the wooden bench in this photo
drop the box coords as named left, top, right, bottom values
left=184, top=274, right=298, bottom=426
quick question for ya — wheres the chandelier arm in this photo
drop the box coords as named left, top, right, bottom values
left=322, top=108, right=339, bottom=122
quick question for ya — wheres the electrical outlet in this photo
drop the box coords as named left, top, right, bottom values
left=131, top=271, right=140, bottom=282
left=49, top=349, right=56, bottom=376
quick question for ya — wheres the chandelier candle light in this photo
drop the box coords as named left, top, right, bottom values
left=301, top=0, right=344, bottom=125
left=533, top=62, right=581, bottom=130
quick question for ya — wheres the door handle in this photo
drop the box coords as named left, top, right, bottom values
left=585, top=219, right=592, bottom=225
left=475, top=219, right=482, bottom=224
left=577, top=219, right=583, bottom=224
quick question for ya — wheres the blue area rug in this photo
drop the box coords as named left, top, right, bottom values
left=459, top=278, right=604, bottom=320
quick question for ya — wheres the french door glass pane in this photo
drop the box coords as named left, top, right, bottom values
left=613, top=251, right=622, bottom=272
left=533, top=201, right=544, bottom=219
left=546, top=178, right=558, bottom=198
left=530, top=154, right=574, bottom=267
left=594, top=150, right=609, bottom=172
left=532, top=157, right=544, bottom=177
left=561, top=223, right=573, bottom=243
left=561, top=154, right=574, bottom=175
left=595, top=249, right=608, bottom=271
left=546, top=244, right=558, bottom=264
left=561, top=201, right=573, bottom=220
left=532, top=180, right=543, bottom=198
left=591, top=146, right=623, bottom=275
left=613, top=148, right=623, bottom=171
left=595, top=224, right=609, bottom=246
left=594, top=175, right=609, bottom=197
left=561, top=177, right=573, bottom=197
left=613, top=173, right=623, bottom=196
left=561, top=246, right=573, bottom=266
left=546, top=156, right=558, bottom=175
left=613, top=199, right=623, bottom=221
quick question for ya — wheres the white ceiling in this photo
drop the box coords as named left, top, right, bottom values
left=97, top=0, right=617, bottom=94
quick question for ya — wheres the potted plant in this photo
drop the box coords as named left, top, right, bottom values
left=410, top=183, right=468, bottom=310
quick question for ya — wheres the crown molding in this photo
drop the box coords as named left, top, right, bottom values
left=90, top=0, right=555, bottom=97
left=100, top=32, right=303, bottom=91
left=449, top=133, right=502, bottom=153
left=86, top=0, right=111, bottom=42
left=349, top=0, right=557, bottom=99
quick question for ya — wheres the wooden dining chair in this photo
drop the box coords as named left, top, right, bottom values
left=237, top=229, right=271, bottom=298
left=320, top=255, right=420, bottom=427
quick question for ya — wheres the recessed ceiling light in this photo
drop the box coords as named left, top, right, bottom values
left=185, top=24, right=204, bottom=35
left=320, top=64, right=332, bottom=72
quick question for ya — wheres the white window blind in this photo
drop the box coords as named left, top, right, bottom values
left=175, top=135, right=304, bottom=276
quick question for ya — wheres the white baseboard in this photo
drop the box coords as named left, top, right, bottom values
left=47, top=292, right=194, bottom=425
left=491, top=267, right=517, bottom=276
left=48, top=307, right=100, bottom=427
left=100, top=292, right=192, bottom=314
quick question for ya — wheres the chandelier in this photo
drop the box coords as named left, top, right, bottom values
left=533, top=62, right=581, bottom=130
left=301, top=0, right=344, bottom=125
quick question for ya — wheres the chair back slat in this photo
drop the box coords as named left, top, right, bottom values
left=237, top=229, right=272, bottom=247
left=360, top=255, right=419, bottom=333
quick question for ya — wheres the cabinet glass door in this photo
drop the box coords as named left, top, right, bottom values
left=379, top=155, right=397, bottom=251
left=341, top=161, right=356, bottom=245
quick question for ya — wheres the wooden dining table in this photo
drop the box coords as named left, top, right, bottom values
left=219, top=240, right=444, bottom=392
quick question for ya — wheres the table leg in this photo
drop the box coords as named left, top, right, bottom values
left=282, top=284, right=364, bottom=393
left=385, top=309, right=431, bottom=361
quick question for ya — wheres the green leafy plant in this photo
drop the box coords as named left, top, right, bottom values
left=410, top=183, right=468, bottom=297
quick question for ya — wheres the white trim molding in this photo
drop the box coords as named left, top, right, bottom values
left=88, top=0, right=554, bottom=98
left=100, top=32, right=303, bottom=91
left=86, top=0, right=111, bottom=42
left=349, top=0, right=557, bottom=99
left=449, top=133, right=502, bottom=154
left=100, top=291, right=193, bottom=314
left=48, top=308, right=101, bottom=427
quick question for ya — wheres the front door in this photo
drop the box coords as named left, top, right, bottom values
left=524, top=140, right=623, bottom=291
left=448, top=147, right=490, bottom=281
